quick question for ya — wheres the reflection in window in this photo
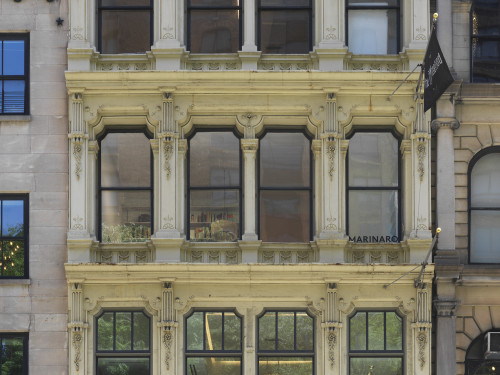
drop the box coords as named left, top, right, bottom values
left=466, top=331, right=500, bottom=375
left=471, top=0, right=500, bottom=82
left=188, top=0, right=241, bottom=53
left=469, top=150, right=500, bottom=262
left=96, top=311, right=150, bottom=375
left=185, top=311, right=242, bottom=375
left=349, top=311, right=403, bottom=375
left=257, top=311, right=314, bottom=375
left=0, top=333, right=27, bottom=375
left=188, top=131, right=241, bottom=242
left=98, top=0, right=153, bottom=53
left=0, top=195, right=28, bottom=278
left=0, top=34, right=29, bottom=114
left=347, top=0, right=400, bottom=54
left=259, top=132, right=311, bottom=242
left=347, top=132, right=400, bottom=242
left=258, top=0, right=312, bottom=54
left=99, top=131, right=153, bottom=243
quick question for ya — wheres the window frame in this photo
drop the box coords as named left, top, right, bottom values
left=470, top=0, right=500, bottom=83
left=257, top=0, right=313, bottom=54
left=97, top=0, right=154, bottom=54
left=345, top=0, right=401, bottom=55
left=0, top=194, right=29, bottom=279
left=186, top=0, right=243, bottom=54
left=184, top=309, right=244, bottom=375
left=346, top=129, right=402, bottom=243
left=257, top=128, right=313, bottom=243
left=348, top=310, right=405, bottom=375
left=0, top=33, right=29, bottom=115
left=0, top=332, right=28, bottom=375
left=95, top=310, right=152, bottom=374
left=467, top=146, right=500, bottom=264
left=256, top=309, right=315, bottom=375
left=97, top=128, right=154, bottom=243
left=186, top=128, right=243, bottom=242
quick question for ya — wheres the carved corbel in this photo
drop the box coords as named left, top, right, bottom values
left=236, top=112, right=263, bottom=138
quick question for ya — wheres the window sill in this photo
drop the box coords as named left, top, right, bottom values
left=0, top=278, right=31, bottom=285
left=0, top=115, right=31, bottom=122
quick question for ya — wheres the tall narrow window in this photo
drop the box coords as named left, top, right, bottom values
left=188, top=0, right=242, bottom=53
left=469, top=149, right=500, bottom=262
left=0, top=34, right=29, bottom=115
left=96, top=311, right=150, bottom=375
left=185, top=310, right=243, bottom=374
left=258, top=0, right=312, bottom=54
left=259, top=131, right=311, bottom=242
left=349, top=311, right=404, bottom=375
left=99, top=131, right=153, bottom=243
left=347, top=132, right=400, bottom=243
left=471, top=0, right=500, bottom=82
left=188, top=131, right=241, bottom=242
left=347, top=0, right=400, bottom=54
left=257, top=310, right=314, bottom=375
left=0, top=195, right=28, bottom=278
left=98, top=0, right=153, bottom=54
left=0, top=333, right=28, bottom=375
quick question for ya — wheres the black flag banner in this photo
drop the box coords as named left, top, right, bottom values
left=423, top=28, right=454, bottom=112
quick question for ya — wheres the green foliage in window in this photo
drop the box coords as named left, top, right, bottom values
left=101, top=224, right=151, bottom=243
left=1, top=337, right=24, bottom=375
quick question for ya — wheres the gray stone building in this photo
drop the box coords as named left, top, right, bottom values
left=0, top=0, right=68, bottom=373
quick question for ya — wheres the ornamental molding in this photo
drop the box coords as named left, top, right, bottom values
left=163, top=329, right=173, bottom=370
left=433, top=299, right=458, bottom=317
left=72, top=332, right=82, bottom=372
left=85, top=296, right=160, bottom=317
left=327, top=329, right=337, bottom=368
left=163, top=139, right=174, bottom=178
left=417, top=141, right=426, bottom=182
left=417, top=331, right=427, bottom=369
left=326, top=140, right=336, bottom=179
left=431, top=118, right=460, bottom=131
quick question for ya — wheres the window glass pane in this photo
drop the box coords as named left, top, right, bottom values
left=348, top=0, right=399, bottom=6
left=101, top=191, right=151, bottom=243
left=187, top=357, right=241, bottom=375
left=261, top=0, right=310, bottom=5
left=1, top=240, right=24, bottom=277
left=187, top=312, right=204, bottom=350
left=3, top=80, right=25, bottom=114
left=350, top=357, right=402, bottom=375
left=258, top=357, right=313, bottom=375
left=1, top=337, right=24, bottom=375
left=348, top=9, right=398, bottom=54
left=471, top=153, right=500, bottom=207
left=368, top=312, right=384, bottom=350
left=190, top=0, right=240, bottom=5
left=3, top=41, right=24, bottom=75
left=101, top=10, right=150, bottom=53
left=205, top=312, right=223, bottom=350
left=101, top=0, right=151, bottom=5
left=115, top=312, right=132, bottom=350
left=296, top=312, right=313, bottom=351
left=260, top=10, right=310, bottom=53
left=97, top=357, right=149, bottom=375
left=2, top=200, right=24, bottom=237
left=260, top=190, right=310, bottom=242
left=259, top=312, right=276, bottom=350
left=101, top=133, right=151, bottom=188
left=277, top=312, right=294, bottom=350
left=190, top=10, right=240, bottom=53
left=348, top=191, right=398, bottom=240
left=190, top=189, right=239, bottom=241
left=386, top=312, right=402, bottom=350
left=0, top=42, right=2, bottom=73
left=473, top=6, right=500, bottom=36
left=350, top=312, right=366, bottom=350
left=133, top=312, right=150, bottom=350
left=97, top=312, right=114, bottom=351
left=224, top=312, right=241, bottom=351
left=260, top=133, right=310, bottom=187
left=471, top=210, right=500, bottom=262
left=349, top=133, right=398, bottom=187
left=190, top=132, right=239, bottom=187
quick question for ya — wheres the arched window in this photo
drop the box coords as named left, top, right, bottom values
left=471, top=0, right=500, bottom=82
left=469, top=148, right=500, bottom=263
left=466, top=331, right=500, bottom=375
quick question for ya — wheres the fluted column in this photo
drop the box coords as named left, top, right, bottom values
left=322, top=283, right=342, bottom=375
left=241, top=139, right=259, bottom=241
left=159, top=282, right=177, bottom=374
left=68, top=282, right=88, bottom=375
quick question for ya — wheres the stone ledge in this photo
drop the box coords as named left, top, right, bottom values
left=0, top=115, right=31, bottom=122
left=0, top=278, right=31, bottom=285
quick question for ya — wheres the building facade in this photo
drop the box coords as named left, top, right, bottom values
left=65, top=1, right=435, bottom=375
left=0, top=0, right=69, bottom=373
left=433, top=0, right=500, bottom=371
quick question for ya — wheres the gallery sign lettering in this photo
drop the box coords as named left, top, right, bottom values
left=349, top=235, right=399, bottom=243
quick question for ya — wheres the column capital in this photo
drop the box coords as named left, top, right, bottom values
left=433, top=299, right=458, bottom=317
left=431, top=118, right=460, bottom=132
left=241, top=138, right=259, bottom=152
